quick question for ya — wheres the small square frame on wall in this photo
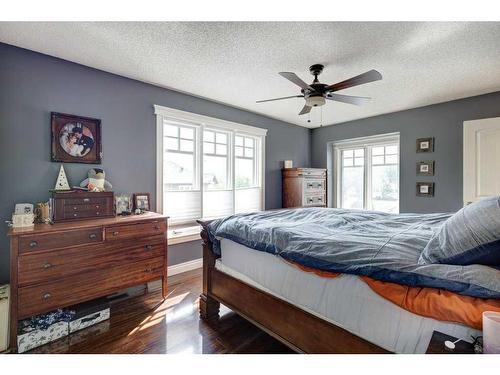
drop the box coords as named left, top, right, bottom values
left=417, top=161, right=435, bottom=176
left=416, top=182, right=435, bottom=197
left=416, top=137, right=434, bottom=153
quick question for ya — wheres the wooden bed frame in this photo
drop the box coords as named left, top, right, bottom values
left=198, top=221, right=389, bottom=354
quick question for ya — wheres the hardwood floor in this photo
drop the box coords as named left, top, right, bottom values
left=27, top=268, right=294, bottom=354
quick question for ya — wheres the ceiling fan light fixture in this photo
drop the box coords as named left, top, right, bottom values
left=305, top=96, right=325, bottom=107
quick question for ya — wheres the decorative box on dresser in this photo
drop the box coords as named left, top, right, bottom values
left=282, top=168, right=327, bottom=208
left=7, top=212, right=168, bottom=352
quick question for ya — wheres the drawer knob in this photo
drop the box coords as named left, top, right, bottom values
left=89, top=233, right=97, bottom=239
left=42, top=292, right=52, bottom=300
left=73, top=213, right=78, bottom=217
left=83, top=198, right=90, bottom=203
left=73, top=206, right=78, bottom=210
left=154, top=225, right=160, bottom=230
left=43, top=262, right=53, bottom=269
left=113, top=231, right=119, bottom=236
left=145, top=245, right=153, bottom=251
left=96, top=212, right=100, bottom=216
left=96, top=205, right=100, bottom=209
left=29, top=241, right=38, bottom=248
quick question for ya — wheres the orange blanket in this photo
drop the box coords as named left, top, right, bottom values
left=288, top=261, right=500, bottom=330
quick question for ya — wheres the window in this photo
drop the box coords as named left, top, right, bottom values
left=333, top=133, right=399, bottom=213
left=155, top=105, right=266, bottom=242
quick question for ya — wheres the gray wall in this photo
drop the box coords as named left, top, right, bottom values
left=0, top=43, right=310, bottom=283
left=311, top=91, right=500, bottom=213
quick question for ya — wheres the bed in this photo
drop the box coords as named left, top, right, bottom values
left=198, top=204, right=500, bottom=353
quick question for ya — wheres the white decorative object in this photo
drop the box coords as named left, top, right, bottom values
left=12, top=213, right=35, bottom=228
left=14, top=203, right=33, bottom=215
left=483, top=311, right=500, bottom=354
left=284, top=160, right=293, bottom=169
left=69, top=308, right=110, bottom=333
left=17, top=321, right=69, bottom=353
left=0, top=285, right=9, bottom=352
left=54, top=165, right=70, bottom=191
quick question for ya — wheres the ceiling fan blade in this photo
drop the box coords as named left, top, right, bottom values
left=298, top=104, right=312, bottom=115
left=279, top=72, right=314, bottom=91
left=256, top=95, right=304, bottom=103
left=326, top=93, right=371, bottom=106
left=326, top=69, right=382, bottom=92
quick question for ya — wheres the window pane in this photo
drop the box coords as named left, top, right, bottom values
left=180, top=139, right=193, bottom=152
left=165, top=124, right=178, bottom=137
left=216, top=133, right=227, bottom=144
left=343, top=149, right=353, bottom=158
left=236, top=158, right=254, bottom=188
left=244, top=147, right=254, bottom=158
left=354, top=149, right=364, bottom=157
left=204, top=142, right=215, bottom=154
left=385, top=145, right=398, bottom=155
left=372, top=146, right=384, bottom=156
left=385, top=155, right=398, bottom=164
left=372, top=155, right=384, bottom=165
left=371, top=164, right=399, bottom=213
left=204, top=131, right=214, bottom=142
left=165, top=137, right=178, bottom=151
left=235, top=136, right=244, bottom=146
left=235, top=146, right=243, bottom=157
left=341, top=166, right=364, bottom=209
left=164, top=152, right=195, bottom=190
left=343, top=157, right=353, bottom=167
left=354, top=157, right=364, bottom=166
left=180, top=127, right=194, bottom=140
left=216, top=144, right=227, bottom=155
left=244, top=137, right=254, bottom=148
left=203, top=155, right=228, bottom=190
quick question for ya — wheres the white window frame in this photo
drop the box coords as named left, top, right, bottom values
left=331, top=132, right=400, bottom=212
left=155, top=105, right=267, bottom=243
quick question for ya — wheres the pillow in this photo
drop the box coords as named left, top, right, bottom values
left=419, top=196, right=500, bottom=266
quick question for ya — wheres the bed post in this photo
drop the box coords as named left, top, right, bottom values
left=199, top=221, right=220, bottom=321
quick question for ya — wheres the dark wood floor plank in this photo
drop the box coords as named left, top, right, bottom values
left=27, top=268, right=293, bottom=354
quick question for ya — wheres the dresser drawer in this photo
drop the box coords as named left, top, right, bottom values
left=18, top=236, right=165, bottom=286
left=304, top=179, right=326, bottom=192
left=18, top=227, right=103, bottom=254
left=63, top=197, right=109, bottom=206
left=304, top=194, right=326, bottom=207
left=105, top=220, right=167, bottom=241
left=63, top=206, right=112, bottom=220
left=18, top=257, right=165, bottom=318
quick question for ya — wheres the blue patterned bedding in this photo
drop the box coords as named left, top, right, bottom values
left=206, top=208, right=500, bottom=299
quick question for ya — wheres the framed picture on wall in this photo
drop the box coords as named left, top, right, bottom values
left=416, top=182, right=434, bottom=197
left=51, top=112, right=102, bottom=164
left=416, top=137, right=434, bottom=153
left=417, top=161, right=435, bottom=176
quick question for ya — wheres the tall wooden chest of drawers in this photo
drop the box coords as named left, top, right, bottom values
left=282, top=168, right=327, bottom=208
left=7, top=212, right=168, bottom=352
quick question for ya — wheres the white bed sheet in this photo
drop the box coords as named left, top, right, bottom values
left=215, top=238, right=480, bottom=353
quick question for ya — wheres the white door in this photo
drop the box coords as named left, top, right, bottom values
left=463, top=117, right=500, bottom=205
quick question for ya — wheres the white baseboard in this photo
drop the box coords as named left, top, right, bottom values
left=168, top=258, right=203, bottom=276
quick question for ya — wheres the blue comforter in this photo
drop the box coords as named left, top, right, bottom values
left=207, top=208, right=500, bottom=299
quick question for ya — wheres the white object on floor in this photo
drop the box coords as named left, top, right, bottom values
left=215, top=238, right=480, bottom=354
left=0, top=285, right=9, bottom=352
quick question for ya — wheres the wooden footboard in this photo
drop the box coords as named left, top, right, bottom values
left=198, top=220, right=389, bottom=354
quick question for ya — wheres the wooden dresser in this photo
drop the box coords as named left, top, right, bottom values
left=282, top=168, right=327, bottom=208
left=7, top=212, right=168, bottom=352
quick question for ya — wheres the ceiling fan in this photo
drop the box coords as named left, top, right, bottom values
left=256, top=64, right=382, bottom=116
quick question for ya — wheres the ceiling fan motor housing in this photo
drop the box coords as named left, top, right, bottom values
left=305, top=95, right=326, bottom=107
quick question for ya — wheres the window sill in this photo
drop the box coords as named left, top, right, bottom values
left=168, top=232, right=201, bottom=245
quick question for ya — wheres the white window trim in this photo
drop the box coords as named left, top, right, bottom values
left=330, top=132, right=400, bottom=212
left=155, top=105, right=267, bottom=243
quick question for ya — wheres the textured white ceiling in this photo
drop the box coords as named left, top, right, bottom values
left=1, top=22, right=500, bottom=128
